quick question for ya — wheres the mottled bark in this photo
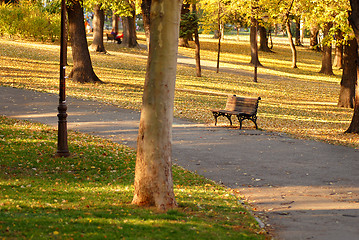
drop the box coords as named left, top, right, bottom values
left=132, top=0, right=182, bottom=210
left=67, top=0, right=102, bottom=83
left=89, top=4, right=105, bottom=52
left=338, top=39, right=357, bottom=108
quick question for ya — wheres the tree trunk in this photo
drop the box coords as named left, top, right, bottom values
left=258, top=25, right=272, bottom=52
left=89, top=4, right=106, bottom=52
left=295, top=16, right=302, bottom=46
left=250, top=17, right=261, bottom=66
left=338, top=39, right=357, bottom=108
left=141, top=0, right=151, bottom=50
left=122, top=2, right=138, bottom=48
left=216, top=2, right=221, bottom=73
left=192, top=3, right=201, bottom=77
left=132, top=0, right=182, bottom=211
left=286, top=19, right=297, bottom=68
left=310, top=24, right=320, bottom=51
left=345, top=0, right=359, bottom=133
left=333, top=29, right=343, bottom=69
left=319, top=22, right=334, bottom=75
left=112, top=14, right=119, bottom=33
left=67, top=0, right=102, bottom=83
left=178, top=38, right=189, bottom=47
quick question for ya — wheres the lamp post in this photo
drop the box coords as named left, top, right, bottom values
left=56, top=0, right=70, bottom=157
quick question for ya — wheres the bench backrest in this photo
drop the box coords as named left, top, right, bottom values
left=225, top=95, right=261, bottom=115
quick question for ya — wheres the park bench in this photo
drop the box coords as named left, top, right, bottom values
left=210, top=95, right=261, bottom=129
left=106, top=33, right=115, bottom=42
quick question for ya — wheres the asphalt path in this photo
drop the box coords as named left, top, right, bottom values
left=1, top=86, right=359, bottom=240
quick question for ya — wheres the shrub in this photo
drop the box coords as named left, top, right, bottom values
left=0, top=0, right=60, bottom=42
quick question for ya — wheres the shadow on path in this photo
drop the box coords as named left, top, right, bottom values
left=1, top=86, right=359, bottom=240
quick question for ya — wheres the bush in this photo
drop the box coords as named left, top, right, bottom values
left=0, top=0, right=60, bottom=42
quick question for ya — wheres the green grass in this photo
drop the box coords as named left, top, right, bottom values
left=0, top=116, right=266, bottom=239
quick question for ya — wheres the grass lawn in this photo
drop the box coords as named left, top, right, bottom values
left=0, top=33, right=357, bottom=148
left=0, top=32, right=357, bottom=238
left=0, top=116, right=266, bottom=239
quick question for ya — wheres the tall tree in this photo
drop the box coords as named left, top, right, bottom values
left=345, top=0, right=359, bottom=133
left=319, top=22, right=334, bottom=75
left=141, top=0, right=151, bottom=50
left=284, top=0, right=297, bottom=68
left=250, top=0, right=261, bottom=66
left=132, top=0, right=182, bottom=210
left=192, top=2, right=201, bottom=77
left=333, top=29, right=344, bottom=68
left=258, top=25, right=272, bottom=52
left=338, top=38, right=357, bottom=108
left=294, top=16, right=302, bottom=46
left=89, top=4, right=106, bottom=52
left=122, top=0, right=138, bottom=48
left=67, top=0, right=102, bottom=83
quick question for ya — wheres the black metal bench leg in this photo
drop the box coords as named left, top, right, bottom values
left=212, top=112, right=219, bottom=126
left=225, top=114, right=233, bottom=125
left=252, top=116, right=258, bottom=129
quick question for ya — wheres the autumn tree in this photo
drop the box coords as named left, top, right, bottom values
left=89, top=4, right=105, bottom=52
left=121, top=0, right=138, bottom=48
left=132, top=0, right=182, bottom=210
left=141, top=0, right=151, bottom=49
left=338, top=38, right=357, bottom=108
left=319, top=22, right=334, bottom=75
left=67, top=0, right=102, bottom=83
left=345, top=0, right=359, bottom=133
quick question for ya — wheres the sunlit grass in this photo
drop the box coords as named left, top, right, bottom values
left=0, top=116, right=266, bottom=239
left=0, top=33, right=358, bottom=148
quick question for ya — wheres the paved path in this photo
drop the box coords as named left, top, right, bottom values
left=1, top=86, right=359, bottom=240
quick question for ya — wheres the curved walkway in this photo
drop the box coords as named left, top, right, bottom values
left=1, top=85, right=359, bottom=240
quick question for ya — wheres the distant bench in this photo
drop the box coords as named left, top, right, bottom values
left=210, top=95, right=261, bottom=129
left=106, top=33, right=115, bottom=42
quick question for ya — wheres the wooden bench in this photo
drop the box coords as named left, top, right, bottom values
left=106, top=33, right=115, bottom=42
left=210, top=95, right=261, bottom=129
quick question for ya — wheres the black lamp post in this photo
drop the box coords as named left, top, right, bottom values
left=56, top=0, right=70, bottom=157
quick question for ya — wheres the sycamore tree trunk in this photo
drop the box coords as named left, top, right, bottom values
left=89, top=4, right=105, bottom=52
left=192, top=3, right=201, bottom=77
left=310, top=24, right=320, bottom=51
left=67, top=0, right=102, bottom=83
left=122, top=3, right=138, bottom=48
left=333, top=29, right=343, bottom=69
left=338, top=39, right=357, bottom=108
left=141, top=0, right=151, bottom=50
left=112, top=14, right=119, bottom=33
left=286, top=19, right=297, bottom=68
left=258, top=25, right=272, bottom=52
left=132, top=0, right=182, bottom=211
left=295, top=16, right=302, bottom=46
left=345, top=0, right=359, bottom=133
left=319, top=22, right=334, bottom=75
left=250, top=17, right=261, bottom=66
